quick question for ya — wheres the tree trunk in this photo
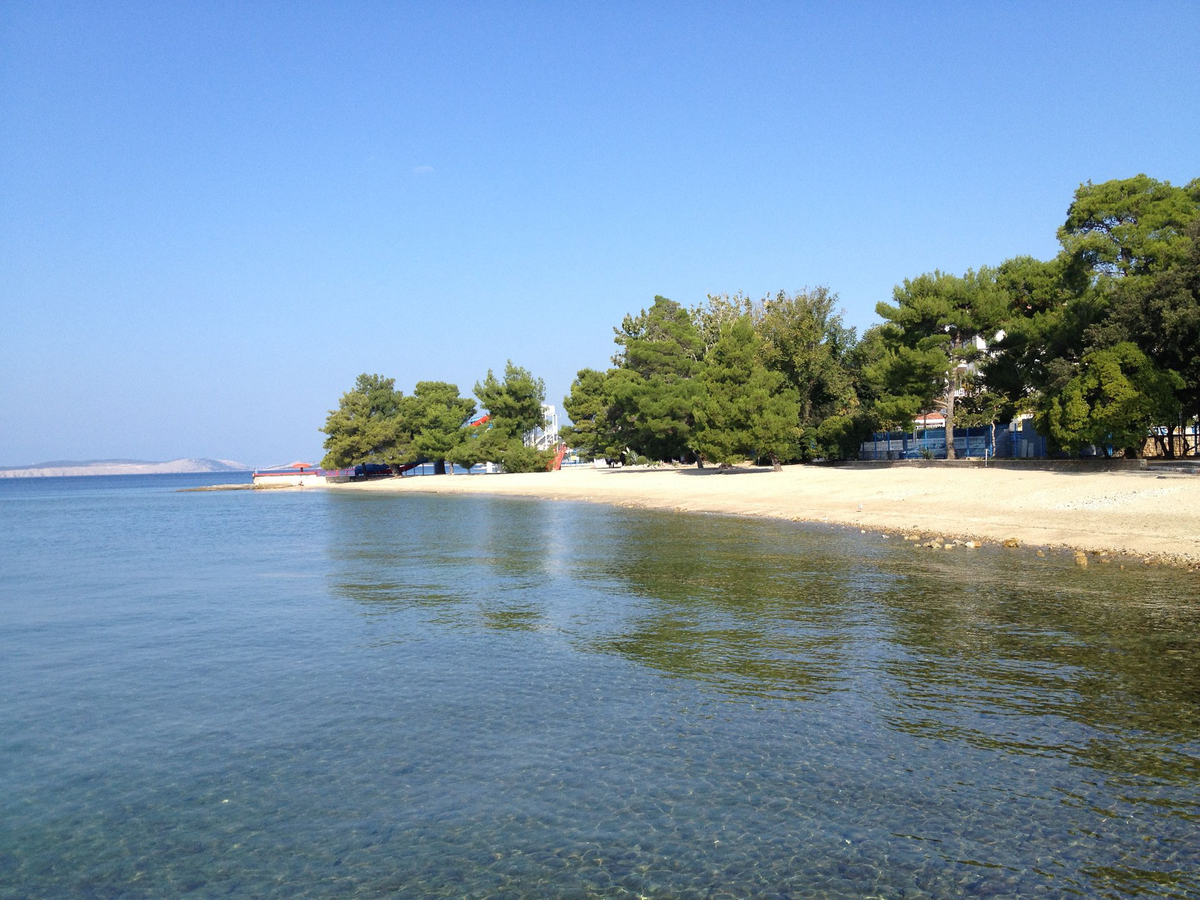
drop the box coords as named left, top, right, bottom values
left=944, top=368, right=957, bottom=460
left=433, top=459, right=446, bottom=475
left=771, top=453, right=782, bottom=472
left=697, top=457, right=705, bottom=469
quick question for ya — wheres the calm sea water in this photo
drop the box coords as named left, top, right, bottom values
left=1, top=474, right=1198, bottom=898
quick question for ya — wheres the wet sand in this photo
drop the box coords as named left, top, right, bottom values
left=332, top=464, right=1200, bottom=567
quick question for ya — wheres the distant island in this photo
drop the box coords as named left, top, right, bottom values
left=0, top=458, right=251, bottom=478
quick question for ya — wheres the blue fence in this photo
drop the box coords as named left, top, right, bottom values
left=859, top=421, right=1048, bottom=460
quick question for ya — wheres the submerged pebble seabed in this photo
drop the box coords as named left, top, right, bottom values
left=1, top=475, right=1198, bottom=898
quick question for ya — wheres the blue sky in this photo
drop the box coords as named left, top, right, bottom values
left=2, top=2, right=1197, bottom=467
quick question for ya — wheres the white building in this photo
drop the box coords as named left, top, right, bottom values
left=525, top=404, right=560, bottom=451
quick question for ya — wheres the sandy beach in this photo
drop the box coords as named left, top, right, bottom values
left=330, top=463, right=1200, bottom=567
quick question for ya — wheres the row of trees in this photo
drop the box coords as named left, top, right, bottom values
left=871, top=174, right=1199, bottom=458
left=563, top=174, right=1200, bottom=463
left=319, top=362, right=553, bottom=473
left=561, top=288, right=865, bottom=467
left=321, top=174, right=1198, bottom=471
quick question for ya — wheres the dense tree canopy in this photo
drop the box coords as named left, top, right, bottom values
left=755, top=288, right=861, bottom=460
left=562, top=290, right=863, bottom=466
left=474, top=361, right=546, bottom=438
left=608, top=296, right=704, bottom=462
left=471, top=361, right=551, bottom=473
left=321, top=363, right=550, bottom=474
left=615, top=296, right=704, bottom=379
left=1039, top=343, right=1182, bottom=457
left=1091, top=219, right=1200, bottom=452
left=1058, top=175, right=1200, bottom=279
left=410, top=381, right=475, bottom=475
left=327, top=174, right=1199, bottom=469
left=560, top=368, right=618, bottom=461
left=873, top=270, right=1006, bottom=457
left=320, top=374, right=411, bottom=469
left=692, top=317, right=799, bottom=468
left=989, top=174, right=1200, bottom=457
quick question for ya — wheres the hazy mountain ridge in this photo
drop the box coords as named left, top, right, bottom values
left=0, top=458, right=251, bottom=477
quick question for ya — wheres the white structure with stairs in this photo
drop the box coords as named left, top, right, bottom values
left=525, top=404, right=560, bottom=452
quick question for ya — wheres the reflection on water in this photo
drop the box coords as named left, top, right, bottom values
left=323, top=494, right=1200, bottom=897
left=3, top=480, right=1198, bottom=898
left=588, top=514, right=864, bottom=700
left=873, top=558, right=1200, bottom=785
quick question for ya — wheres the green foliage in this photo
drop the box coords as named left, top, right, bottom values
left=844, top=325, right=888, bottom=412
left=474, top=361, right=546, bottom=438
left=994, top=254, right=1081, bottom=315
left=877, top=269, right=1007, bottom=357
left=455, top=426, right=551, bottom=474
left=495, top=439, right=554, bottom=473
left=1098, top=219, right=1200, bottom=430
left=873, top=269, right=1006, bottom=456
left=1058, top=175, right=1199, bottom=279
left=864, top=339, right=945, bottom=428
left=471, top=361, right=552, bottom=472
left=1038, top=343, right=1182, bottom=456
left=319, top=374, right=411, bottom=469
left=445, top=426, right=485, bottom=473
left=615, top=296, right=704, bottom=378
left=410, top=381, right=476, bottom=468
left=561, top=368, right=618, bottom=460
left=987, top=176, right=1200, bottom=456
left=953, top=379, right=1013, bottom=430
left=813, top=413, right=872, bottom=461
left=572, top=290, right=868, bottom=464
left=984, top=256, right=1084, bottom=409
left=691, top=292, right=753, bottom=353
left=692, top=317, right=799, bottom=467
left=607, top=366, right=700, bottom=463
left=321, top=175, right=1200, bottom=471
left=607, top=296, right=705, bottom=462
left=755, top=287, right=858, bottom=460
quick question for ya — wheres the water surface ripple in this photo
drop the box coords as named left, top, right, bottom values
left=2, top=474, right=1198, bottom=898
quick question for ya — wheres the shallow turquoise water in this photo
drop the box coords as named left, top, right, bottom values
left=1, top=474, right=1198, bottom=898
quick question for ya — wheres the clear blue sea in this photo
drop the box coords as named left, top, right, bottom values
left=2, top=473, right=1198, bottom=898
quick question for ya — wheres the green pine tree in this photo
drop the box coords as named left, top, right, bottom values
left=473, top=361, right=553, bottom=473
left=1039, top=343, right=1182, bottom=457
left=411, top=381, right=475, bottom=474
left=561, top=367, right=619, bottom=461
left=692, top=317, right=799, bottom=469
left=874, top=269, right=1006, bottom=457
left=319, top=374, right=411, bottom=469
left=609, top=296, right=704, bottom=462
